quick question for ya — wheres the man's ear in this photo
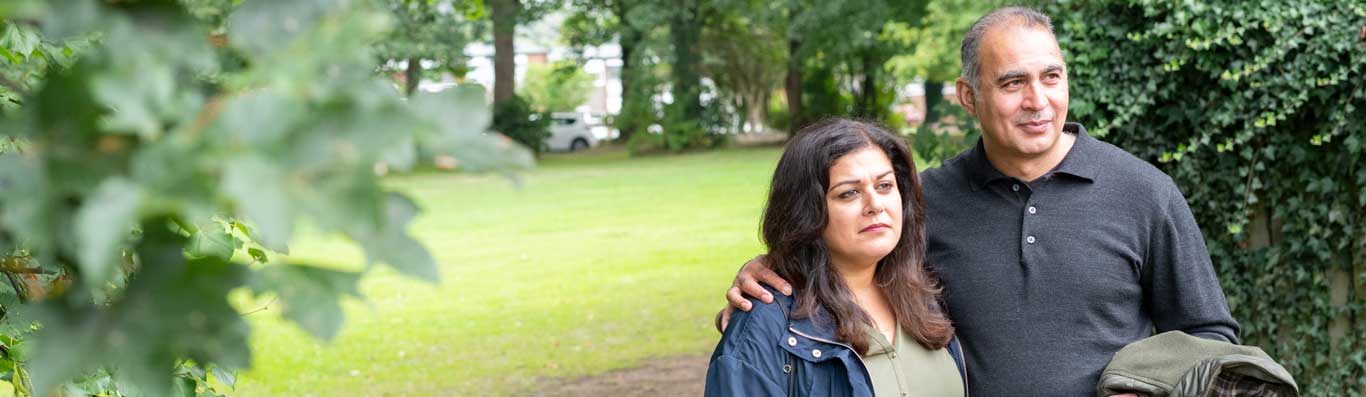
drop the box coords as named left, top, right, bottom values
left=955, top=78, right=977, bottom=116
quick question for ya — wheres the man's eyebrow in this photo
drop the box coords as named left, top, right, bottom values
left=828, top=170, right=896, bottom=192
left=995, top=70, right=1028, bottom=86
left=995, top=64, right=1067, bottom=86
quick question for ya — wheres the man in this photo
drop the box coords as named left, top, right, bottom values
left=719, top=7, right=1239, bottom=396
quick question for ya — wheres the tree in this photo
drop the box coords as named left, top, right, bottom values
left=519, top=60, right=593, bottom=112
left=487, top=0, right=557, bottom=105
left=374, top=0, right=483, bottom=96
left=667, top=0, right=704, bottom=122
left=0, top=18, right=92, bottom=114
left=0, top=1, right=531, bottom=396
left=699, top=10, right=785, bottom=133
left=758, top=0, right=927, bottom=131
left=488, top=0, right=520, bottom=104
left=885, top=0, right=991, bottom=127
left=562, top=0, right=719, bottom=150
left=563, top=0, right=650, bottom=140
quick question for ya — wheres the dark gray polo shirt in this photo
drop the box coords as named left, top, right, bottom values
left=920, top=123, right=1240, bottom=396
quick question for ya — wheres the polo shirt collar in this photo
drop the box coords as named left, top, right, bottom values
left=965, top=122, right=1098, bottom=191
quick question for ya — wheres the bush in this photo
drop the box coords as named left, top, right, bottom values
left=626, top=128, right=665, bottom=155
left=801, top=64, right=852, bottom=122
left=613, top=86, right=657, bottom=142
left=662, top=102, right=721, bottom=152
left=767, top=93, right=791, bottom=132
left=519, top=60, right=593, bottom=113
left=492, top=95, right=551, bottom=155
left=1045, top=1, right=1365, bottom=393
left=627, top=97, right=724, bottom=156
left=883, top=105, right=907, bottom=133
left=911, top=100, right=978, bottom=164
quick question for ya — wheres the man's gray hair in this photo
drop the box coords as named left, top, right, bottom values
left=960, top=7, right=1056, bottom=97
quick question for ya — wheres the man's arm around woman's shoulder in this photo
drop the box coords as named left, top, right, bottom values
left=705, top=287, right=791, bottom=396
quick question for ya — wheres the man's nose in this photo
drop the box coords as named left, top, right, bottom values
left=1022, top=80, right=1049, bottom=111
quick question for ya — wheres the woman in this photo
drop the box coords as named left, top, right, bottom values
left=705, top=119, right=966, bottom=396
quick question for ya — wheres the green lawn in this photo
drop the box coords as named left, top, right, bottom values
left=233, top=147, right=788, bottom=396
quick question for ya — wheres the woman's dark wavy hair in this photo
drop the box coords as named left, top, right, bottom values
left=761, top=118, right=953, bottom=352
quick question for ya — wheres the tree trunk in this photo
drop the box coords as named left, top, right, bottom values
left=490, top=0, right=520, bottom=105
left=784, top=38, right=803, bottom=136
left=747, top=92, right=767, bottom=133
left=404, top=57, right=421, bottom=97
left=616, top=10, right=640, bottom=141
left=923, top=80, right=943, bottom=128
left=669, top=0, right=702, bottom=120
left=855, top=49, right=880, bottom=119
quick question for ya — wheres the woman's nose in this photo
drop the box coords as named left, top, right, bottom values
left=865, top=193, right=886, bottom=215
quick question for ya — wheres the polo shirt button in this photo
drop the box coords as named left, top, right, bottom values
left=788, top=336, right=797, bottom=346
left=1012, top=184, right=1021, bottom=191
left=902, top=393, right=909, bottom=397
left=812, top=349, right=822, bottom=358
left=1027, top=235, right=1036, bottom=244
left=1028, top=206, right=1037, bottom=214
left=889, top=352, right=897, bottom=358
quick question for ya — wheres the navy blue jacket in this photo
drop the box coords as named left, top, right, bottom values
left=705, top=287, right=968, bottom=396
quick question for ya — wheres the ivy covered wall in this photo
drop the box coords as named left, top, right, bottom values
left=1044, top=0, right=1365, bottom=394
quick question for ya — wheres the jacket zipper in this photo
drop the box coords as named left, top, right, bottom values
left=791, top=327, right=971, bottom=397
left=788, top=327, right=873, bottom=383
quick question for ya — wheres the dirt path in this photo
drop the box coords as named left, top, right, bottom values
left=534, top=354, right=710, bottom=396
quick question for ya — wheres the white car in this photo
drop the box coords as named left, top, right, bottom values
left=546, top=112, right=599, bottom=152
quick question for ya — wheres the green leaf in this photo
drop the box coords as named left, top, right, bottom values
left=89, top=14, right=214, bottom=139
left=410, top=85, right=534, bottom=172
left=186, top=220, right=236, bottom=260
left=222, top=156, right=292, bottom=253
left=409, top=84, right=492, bottom=137
left=35, top=0, right=100, bottom=40
left=246, top=247, right=268, bottom=264
left=0, top=23, right=40, bottom=60
left=227, top=0, right=336, bottom=57
left=73, top=178, right=143, bottom=290
left=209, top=366, right=236, bottom=390
left=358, top=194, right=438, bottom=282
left=173, top=376, right=196, bottom=397
left=251, top=264, right=362, bottom=341
left=214, top=90, right=304, bottom=146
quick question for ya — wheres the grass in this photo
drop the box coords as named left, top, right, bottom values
left=233, top=146, right=788, bottom=396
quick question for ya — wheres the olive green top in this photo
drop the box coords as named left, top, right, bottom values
left=862, top=325, right=963, bottom=397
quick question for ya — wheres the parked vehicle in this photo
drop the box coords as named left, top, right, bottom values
left=546, top=112, right=599, bottom=152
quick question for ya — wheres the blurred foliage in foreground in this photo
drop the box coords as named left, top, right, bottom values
left=0, top=0, right=530, bottom=396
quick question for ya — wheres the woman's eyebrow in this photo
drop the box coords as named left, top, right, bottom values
left=828, top=170, right=895, bottom=192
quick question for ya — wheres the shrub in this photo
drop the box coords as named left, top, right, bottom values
left=492, top=95, right=551, bottom=155
left=519, top=60, right=593, bottom=113
left=911, top=100, right=979, bottom=164
left=767, top=93, right=792, bottom=133
left=626, top=128, right=665, bottom=155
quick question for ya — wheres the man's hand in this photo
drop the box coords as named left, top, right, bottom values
left=715, top=255, right=792, bottom=332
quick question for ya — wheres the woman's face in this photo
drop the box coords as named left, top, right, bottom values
left=821, top=146, right=903, bottom=268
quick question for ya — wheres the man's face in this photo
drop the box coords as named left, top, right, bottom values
left=958, top=25, right=1070, bottom=160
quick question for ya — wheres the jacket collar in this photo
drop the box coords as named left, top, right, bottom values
left=773, top=292, right=842, bottom=342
